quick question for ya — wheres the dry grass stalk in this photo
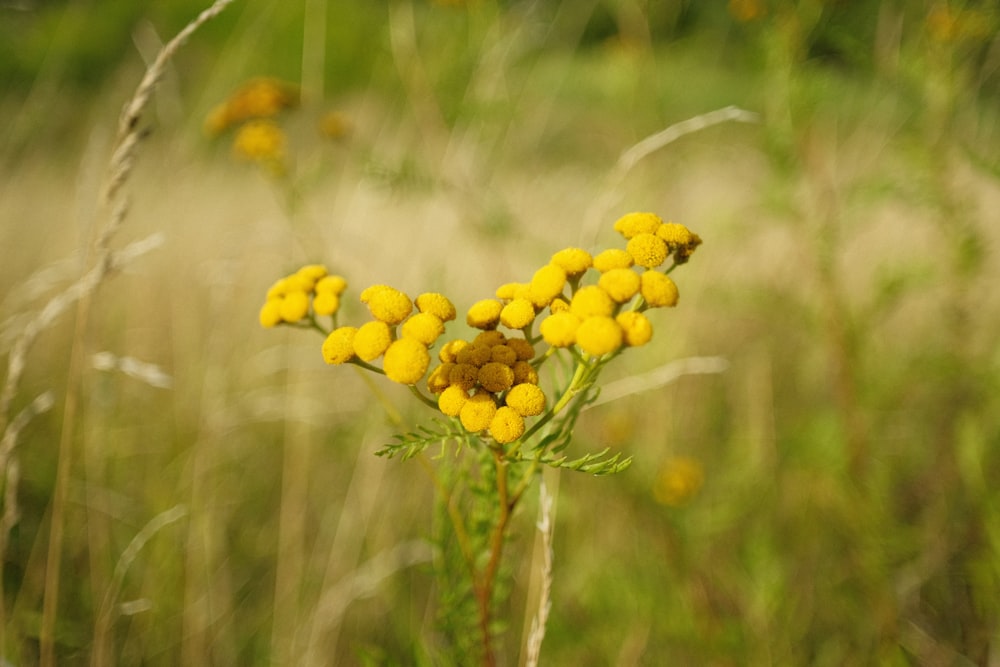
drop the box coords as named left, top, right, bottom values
left=524, top=478, right=555, bottom=667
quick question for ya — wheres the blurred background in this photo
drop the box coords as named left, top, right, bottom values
left=2, top=0, right=999, bottom=664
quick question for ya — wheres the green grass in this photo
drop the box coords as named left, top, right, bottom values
left=2, top=1, right=1000, bottom=664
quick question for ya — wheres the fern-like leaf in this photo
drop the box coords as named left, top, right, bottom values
left=539, top=448, right=633, bottom=475
left=375, top=418, right=465, bottom=460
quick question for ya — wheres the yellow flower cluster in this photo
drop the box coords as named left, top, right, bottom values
left=204, top=77, right=299, bottom=137
left=468, top=212, right=699, bottom=359
left=321, top=286, right=457, bottom=385
left=653, top=456, right=704, bottom=506
left=259, top=265, right=347, bottom=328
left=427, top=330, right=545, bottom=445
left=232, top=119, right=287, bottom=165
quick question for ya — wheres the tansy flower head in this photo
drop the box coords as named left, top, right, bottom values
left=613, top=212, right=663, bottom=239
left=279, top=290, right=310, bottom=323
left=505, top=337, right=535, bottom=361
left=312, top=291, right=341, bottom=316
left=415, top=292, right=457, bottom=322
left=526, top=264, right=568, bottom=308
left=640, top=271, right=679, bottom=308
left=296, top=264, right=328, bottom=286
left=438, top=385, right=469, bottom=416
left=353, top=320, right=393, bottom=361
left=401, top=312, right=446, bottom=346
left=460, top=391, right=498, bottom=432
left=626, top=232, right=669, bottom=269
left=539, top=312, right=580, bottom=348
left=504, top=383, right=546, bottom=417
left=439, top=339, right=469, bottom=363
left=593, top=248, right=634, bottom=273
left=360, top=285, right=413, bottom=325
left=511, top=360, right=539, bottom=385
left=490, top=406, right=525, bottom=444
left=570, top=285, right=615, bottom=319
left=616, top=311, right=653, bottom=346
left=209, top=77, right=299, bottom=135
left=490, top=345, right=518, bottom=366
left=478, top=362, right=515, bottom=393
left=322, top=326, right=357, bottom=365
left=500, top=298, right=536, bottom=330
left=575, top=316, right=624, bottom=356
left=467, top=299, right=503, bottom=329
left=550, top=247, right=593, bottom=277
left=319, top=110, right=351, bottom=140
left=383, top=338, right=431, bottom=385
left=598, top=268, right=641, bottom=303
left=316, top=274, right=348, bottom=296
left=495, top=282, right=529, bottom=301
left=473, top=330, right=507, bottom=348
left=448, top=363, right=480, bottom=391
left=427, top=363, right=455, bottom=394
left=259, top=299, right=283, bottom=328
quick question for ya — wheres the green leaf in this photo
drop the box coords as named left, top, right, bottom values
left=375, top=418, right=466, bottom=461
left=539, top=448, right=633, bottom=475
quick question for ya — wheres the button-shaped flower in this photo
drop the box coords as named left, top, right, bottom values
left=360, top=285, right=413, bottom=325
left=383, top=338, right=430, bottom=384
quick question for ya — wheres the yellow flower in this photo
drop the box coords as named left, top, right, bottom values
left=575, top=316, right=623, bottom=356
left=427, top=363, right=455, bottom=394
left=259, top=299, right=283, bottom=328
left=616, top=311, right=653, bottom=346
left=570, top=285, right=615, bottom=319
left=401, top=312, right=445, bottom=346
left=656, top=222, right=696, bottom=248
left=549, top=297, right=570, bottom=314
left=640, top=271, right=679, bottom=308
left=439, top=339, right=469, bottom=363
left=322, top=326, right=358, bottom=365
left=296, top=264, right=328, bottom=286
left=626, top=232, right=669, bottom=269
left=448, top=363, right=480, bottom=391
left=504, top=383, right=546, bottom=417
left=490, top=406, right=525, bottom=444
left=459, top=391, right=498, bottom=432
left=539, top=312, right=580, bottom=347
left=478, top=362, right=515, bottom=393
left=360, top=285, right=413, bottom=325
left=353, top=320, right=393, bottom=361
left=316, top=274, right=348, bottom=295
left=466, top=299, right=503, bottom=329
left=527, top=264, right=567, bottom=308
left=506, top=337, right=536, bottom=361
left=500, top=298, right=536, bottom=330
left=653, top=457, right=704, bottom=506
left=233, top=119, right=286, bottom=164
left=312, top=291, right=340, bottom=316
left=496, top=282, right=529, bottom=301
left=592, top=248, right=634, bottom=273
left=550, top=247, right=593, bottom=277
left=613, top=212, right=663, bottom=239
left=415, top=292, right=457, bottom=322
left=511, top=360, right=539, bottom=386
left=279, top=290, right=310, bottom=323
left=598, top=268, right=641, bottom=303
left=382, top=338, right=431, bottom=385
left=438, top=385, right=469, bottom=417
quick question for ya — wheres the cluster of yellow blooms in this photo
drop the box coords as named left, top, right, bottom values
left=259, top=264, right=347, bottom=327
left=259, top=212, right=701, bottom=447
left=204, top=77, right=299, bottom=137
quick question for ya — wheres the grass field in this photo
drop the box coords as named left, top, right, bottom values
left=2, top=1, right=1000, bottom=665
